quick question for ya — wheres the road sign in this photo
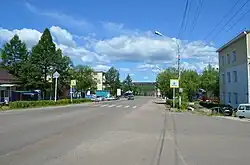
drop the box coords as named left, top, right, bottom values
left=71, top=80, right=76, bottom=86
left=53, top=71, right=60, bottom=78
left=170, top=79, right=179, bottom=88
left=117, top=89, right=121, bottom=96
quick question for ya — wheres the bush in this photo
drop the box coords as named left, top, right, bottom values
left=9, top=98, right=92, bottom=109
left=166, top=99, right=188, bottom=109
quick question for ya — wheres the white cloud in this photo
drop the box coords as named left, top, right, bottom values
left=93, top=65, right=111, bottom=72
left=0, top=27, right=42, bottom=48
left=129, top=73, right=135, bottom=76
left=24, top=2, right=93, bottom=31
left=144, top=76, right=149, bottom=80
left=50, top=26, right=76, bottom=47
left=0, top=24, right=218, bottom=72
left=119, top=68, right=130, bottom=72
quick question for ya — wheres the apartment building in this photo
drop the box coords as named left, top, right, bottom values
left=93, top=71, right=106, bottom=90
left=217, top=31, right=250, bottom=108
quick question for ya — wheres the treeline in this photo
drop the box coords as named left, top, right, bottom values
left=0, top=28, right=134, bottom=98
left=156, top=65, right=219, bottom=102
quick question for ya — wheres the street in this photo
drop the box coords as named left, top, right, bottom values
left=0, top=97, right=250, bottom=165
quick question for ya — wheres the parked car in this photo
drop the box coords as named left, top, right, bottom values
left=91, top=96, right=104, bottom=102
left=127, top=95, right=134, bottom=100
left=210, top=106, right=233, bottom=116
left=235, top=104, right=250, bottom=118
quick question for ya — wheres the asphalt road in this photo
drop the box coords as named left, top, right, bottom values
left=0, top=97, right=250, bottom=165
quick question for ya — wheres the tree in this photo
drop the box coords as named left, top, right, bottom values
left=105, top=67, right=120, bottom=95
left=180, top=70, right=200, bottom=101
left=0, top=34, right=29, bottom=78
left=156, top=67, right=178, bottom=98
left=200, top=65, right=219, bottom=98
left=123, top=74, right=133, bottom=92
left=29, top=28, right=59, bottom=98
left=70, top=65, right=96, bottom=93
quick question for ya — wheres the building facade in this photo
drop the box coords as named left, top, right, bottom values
left=93, top=71, right=106, bottom=91
left=217, top=31, right=250, bottom=108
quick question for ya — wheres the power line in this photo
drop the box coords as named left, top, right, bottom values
left=210, top=0, right=250, bottom=41
left=204, top=0, right=242, bottom=40
left=227, top=7, right=250, bottom=31
left=190, top=0, right=203, bottom=33
left=183, top=0, right=193, bottom=33
left=178, top=0, right=190, bottom=39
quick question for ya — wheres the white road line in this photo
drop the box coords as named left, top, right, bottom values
left=116, top=105, right=122, bottom=108
left=132, top=106, right=137, bottom=109
left=108, top=104, right=116, bottom=108
left=93, top=104, right=100, bottom=107
left=124, top=105, right=130, bottom=108
left=100, top=104, right=107, bottom=107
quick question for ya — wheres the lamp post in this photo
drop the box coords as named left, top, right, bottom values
left=154, top=31, right=182, bottom=109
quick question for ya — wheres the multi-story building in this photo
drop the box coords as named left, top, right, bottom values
left=217, top=31, right=250, bottom=108
left=93, top=71, right=106, bottom=90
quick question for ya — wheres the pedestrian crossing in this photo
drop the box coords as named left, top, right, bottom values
left=91, top=103, right=138, bottom=109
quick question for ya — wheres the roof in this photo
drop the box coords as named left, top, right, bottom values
left=0, top=68, right=19, bottom=83
left=216, top=31, right=250, bottom=52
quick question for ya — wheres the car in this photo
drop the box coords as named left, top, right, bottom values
left=236, top=104, right=250, bottom=118
left=127, top=95, right=134, bottom=100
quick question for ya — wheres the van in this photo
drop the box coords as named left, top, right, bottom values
left=235, top=104, right=250, bottom=119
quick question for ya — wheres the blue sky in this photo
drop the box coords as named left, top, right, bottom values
left=1, top=0, right=250, bottom=81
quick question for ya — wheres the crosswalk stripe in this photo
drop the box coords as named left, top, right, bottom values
left=116, top=105, right=122, bottom=108
left=132, top=106, right=137, bottom=109
left=100, top=104, right=107, bottom=107
left=124, top=105, right=130, bottom=108
left=93, top=104, right=100, bottom=107
left=108, top=104, right=116, bottom=108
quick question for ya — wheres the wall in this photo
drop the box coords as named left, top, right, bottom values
left=219, top=35, right=248, bottom=108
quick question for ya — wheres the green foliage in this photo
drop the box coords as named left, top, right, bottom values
left=156, top=65, right=219, bottom=102
left=70, top=65, right=96, bottom=93
left=9, top=98, right=91, bottom=109
left=156, top=67, right=178, bottom=98
left=122, top=74, right=133, bottom=92
left=199, top=65, right=219, bottom=97
left=0, top=35, right=29, bottom=82
left=105, top=67, right=121, bottom=95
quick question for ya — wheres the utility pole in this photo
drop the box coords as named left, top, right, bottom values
left=177, top=44, right=182, bottom=110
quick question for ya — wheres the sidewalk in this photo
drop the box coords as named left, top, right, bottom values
left=214, top=116, right=250, bottom=122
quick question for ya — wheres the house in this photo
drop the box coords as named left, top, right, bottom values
left=93, top=71, right=106, bottom=91
left=0, top=68, right=20, bottom=102
left=217, top=31, right=250, bottom=108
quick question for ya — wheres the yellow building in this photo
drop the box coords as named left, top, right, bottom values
left=93, top=71, right=106, bottom=90
left=217, top=31, right=250, bottom=108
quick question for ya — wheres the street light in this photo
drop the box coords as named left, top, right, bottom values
left=154, top=30, right=182, bottom=109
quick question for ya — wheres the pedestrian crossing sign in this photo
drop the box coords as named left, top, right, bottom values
left=170, top=79, right=179, bottom=88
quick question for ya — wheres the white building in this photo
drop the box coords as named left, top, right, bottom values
left=93, top=71, right=106, bottom=90
left=217, top=31, right=250, bottom=108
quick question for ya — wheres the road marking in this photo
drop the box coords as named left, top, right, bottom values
left=93, top=104, right=99, bottom=107
left=116, top=105, right=122, bottom=108
left=124, top=105, right=130, bottom=108
left=108, top=104, right=116, bottom=108
left=132, top=106, right=137, bottom=109
left=100, top=104, right=108, bottom=107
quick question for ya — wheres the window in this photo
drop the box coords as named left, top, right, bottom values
left=227, top=54, right=230, bottom=64
left=227, top=72, right=231, bottom=82
left=246, top=106, right=250, bottom=110
left=221, top=56, right=224, bottom=66
left=239, top=106, right=244, bottom=110
left=233, top=71, right=237, bottom=82
left=232, top=51, right=236, bottom=62
left=228, top=92, right=231, bottom=103
left=234, top=93, right=238, bottom=104
left=222, top=74, right=225, bottom=83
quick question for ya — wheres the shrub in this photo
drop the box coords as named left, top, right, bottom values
left=9, top=98, right=92, bottom=109
left=166, top=99, right=188, bottom=109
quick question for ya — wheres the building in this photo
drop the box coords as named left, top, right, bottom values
left=0, top=68, right=20, bottom=102
left=132, top=81, right=156, bottom=96
left=93, top=71, right=106, bottom=90
left=217, top=31, right=250, bottom=108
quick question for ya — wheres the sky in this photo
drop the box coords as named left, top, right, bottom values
left=1, top=0, right=250, bottom=81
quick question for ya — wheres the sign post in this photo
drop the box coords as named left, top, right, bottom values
left=70, top=80, right=76, bottom=103
left=53, top=71, right=60, bottom=102
left=170, top=79, right=179, bottom=108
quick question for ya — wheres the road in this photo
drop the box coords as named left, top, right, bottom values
left=0, top=97, right=250, bottom=165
